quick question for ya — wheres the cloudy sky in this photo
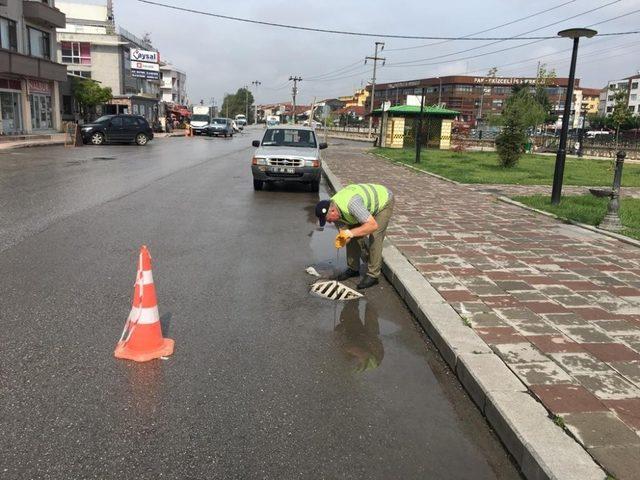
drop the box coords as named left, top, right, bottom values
left=112, top=0, right=640, bottom=105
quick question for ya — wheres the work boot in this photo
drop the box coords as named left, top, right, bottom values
left=357, top=275, right=379, bottom=290
left=333, top=268, right=360, bottom=281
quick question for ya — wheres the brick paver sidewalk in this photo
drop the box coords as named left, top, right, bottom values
left=469, top=184, right=640, bottom=199
left=326, top=143, right=640, bottom=479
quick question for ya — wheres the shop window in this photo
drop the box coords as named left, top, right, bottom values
left=62, top=95, right=73, bottom=115
left=0, top=17, right=17, bottom=51
left=27, top=27, right=50, bottom=59
left=61, top=42, right=91, bottom=64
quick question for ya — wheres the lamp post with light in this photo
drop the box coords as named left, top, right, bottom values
left=551, top=27, right=597, bottom=205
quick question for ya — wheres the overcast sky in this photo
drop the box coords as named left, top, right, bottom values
left=112, top=0, right=640, bottom=105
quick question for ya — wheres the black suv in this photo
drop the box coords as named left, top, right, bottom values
left=81, top=114, right=154, bottom=146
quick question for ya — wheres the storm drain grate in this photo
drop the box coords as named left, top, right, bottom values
left=310, top=280, right=362, bottom=301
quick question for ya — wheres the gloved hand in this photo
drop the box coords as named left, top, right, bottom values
left=334, top=229, right=353, bottom=249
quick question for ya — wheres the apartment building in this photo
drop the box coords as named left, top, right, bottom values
left=600, top=73, right=640, bottom=115
left=159, top=62, right=187, bottom=105
left=0, top=0, right=66, bottom=134
left=55, top=1, right=161, bottom=121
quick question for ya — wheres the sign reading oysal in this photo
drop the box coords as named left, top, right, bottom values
left=131, top=49, right=159, bottom=63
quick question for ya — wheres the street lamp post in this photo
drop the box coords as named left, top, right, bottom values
left=251, top=80, right=261, bottom=124
left=551, top=27, right=597, bottom=205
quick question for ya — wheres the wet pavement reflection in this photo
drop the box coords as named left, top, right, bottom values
left=335, top=300, right=384, bottom=372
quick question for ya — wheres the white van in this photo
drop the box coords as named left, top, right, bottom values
left=266, top=115, right=280, bottom=127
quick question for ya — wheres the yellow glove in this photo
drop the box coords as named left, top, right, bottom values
left=334, top=229, right=353, bottom=249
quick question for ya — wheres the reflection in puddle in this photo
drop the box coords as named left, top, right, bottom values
left=335, top=300, right=384, bottom=372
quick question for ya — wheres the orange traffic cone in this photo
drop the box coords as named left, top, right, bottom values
left=114, top=246, right=174, bottom=362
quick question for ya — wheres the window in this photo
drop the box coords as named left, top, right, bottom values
left=492, top=99, right=503, bottom=108
left=629, top=106, right=635, bottom=112
left=492, top=86, right=511, bottom=95
left=606, top=106, right=613, bottom=113
left=61, top=42, right=91, bottom=64
left=123, top=116, right=138, bottom=128
left=62, top=95, right=73, bottom=115
left=632, top=82, right=639, bottom=90
left=110, top=116, right=123, bottom=128
left=0, top=17, right=17, bottom=51
left=27, top=27, right=50, bottom=59
left=455, top=85, right=473, bottom=93
left=630, top=94, right=637, bottom=101
left=69, top=70, right=91, bottom=79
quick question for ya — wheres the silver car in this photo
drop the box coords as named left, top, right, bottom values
left=251, top=126, right=327, bottom=191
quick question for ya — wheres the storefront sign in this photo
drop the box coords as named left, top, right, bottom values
left=27, top=79, right=51, bottom=94
left=131, top=61, right=159, bottom=72
left=131, top=69, right=160, bottom=80
left=130, top=49, right=159, bottom=63
left=473, top=77, right=537, bottom=85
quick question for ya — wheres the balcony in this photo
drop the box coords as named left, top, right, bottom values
left=23, top=1, right=66, bottom=29
left=0, top=48, right=67, bottom=82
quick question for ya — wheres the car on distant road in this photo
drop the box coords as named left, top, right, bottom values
left=251, top=125, right=327, bottom=191
left=302, top=120, right=322, bottom=128
left=206, top=118, right=234, bottom=137
left=235, top=114, right=247, bottom=128
left=81, top=114, right=154, bottom=146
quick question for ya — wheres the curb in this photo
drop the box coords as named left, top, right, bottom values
left=372, top=151, right=640, bottom=250
left=0, top=140, right=65, bottom=151
left=322, top=163, right=606, bottom=480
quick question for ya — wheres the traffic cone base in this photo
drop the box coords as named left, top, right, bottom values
left=114, top=337, right=174, bottom=362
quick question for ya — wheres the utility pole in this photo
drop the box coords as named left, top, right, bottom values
left=365, top=42, right=385, bottom=139
left=251, top=80, right=261, bottom=124
left=415, top=87, right=426, bottom=164
left=289, top=76, right=302, bottom=124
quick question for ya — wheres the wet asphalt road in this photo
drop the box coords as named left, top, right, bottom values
left=0, top=130, right=521, bottom=479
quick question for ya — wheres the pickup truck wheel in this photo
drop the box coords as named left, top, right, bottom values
left=253, top=179, right=263, bottom=191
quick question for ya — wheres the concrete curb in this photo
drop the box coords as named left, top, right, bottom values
left=372, top=151, right=640, bottom=250
left=322, top=163, right=607, bottom=480
left=0, top=140, right=65, bottom=151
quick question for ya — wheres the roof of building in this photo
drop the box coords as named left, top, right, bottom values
left=371, top=105, right=459, bottom=117
left=581, top=88, right=602, bottom=97
left=336, top=105, right=367, bottom=116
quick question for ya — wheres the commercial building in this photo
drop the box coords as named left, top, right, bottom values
left=338, top=87, right=369, bottom=108
left=55, top=1, right=163, bottom=122
left=0, top=0, right=67, bottom=135
left=367, top=75, right=597, bottom=128
left=600, top=73, right=640, bottom=116
left=159, top=62, right=187, bottom=104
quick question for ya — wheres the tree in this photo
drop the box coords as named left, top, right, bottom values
left=609, top=85, right=632, bottom=147
left=72, top=78, right=112, bottom=122
left=495, top=88, right=546, bottom=167
left=534, top=64, right=558, bottom=125
left=220, top=87, right=255, bottom=122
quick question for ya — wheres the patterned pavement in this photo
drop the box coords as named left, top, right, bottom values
left=325, top=143, right=640, bottom=479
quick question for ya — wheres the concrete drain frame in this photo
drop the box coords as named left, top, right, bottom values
left=310, top=280, right=362, bottom=300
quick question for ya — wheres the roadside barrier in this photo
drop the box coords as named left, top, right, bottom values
left=114, top=246, right=174, bottom=362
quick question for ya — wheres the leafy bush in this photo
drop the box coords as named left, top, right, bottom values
left=495, top=127, right=526, bottom=168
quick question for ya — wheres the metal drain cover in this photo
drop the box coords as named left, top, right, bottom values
left=310, top=280, right=363, bottom=300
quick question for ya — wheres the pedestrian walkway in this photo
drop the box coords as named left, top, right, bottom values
left=325, top=142, right=640, bottom=480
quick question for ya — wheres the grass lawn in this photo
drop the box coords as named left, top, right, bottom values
left=512, top=194, right=640, bottom=241
left=373, top=148, right=640, bottom=187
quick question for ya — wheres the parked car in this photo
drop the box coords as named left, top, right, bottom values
left=302, top=120, right=322, bottom=128
left=251, top=126, right=327, bottom=191
left=81, top=114, right=154, bottom=146
left=206, top=118, right=234, bottom=137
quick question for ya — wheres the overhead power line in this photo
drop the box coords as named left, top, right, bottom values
left=386, top=0, right=578, bottom=52
left=387, top=0, right=622, bottom=67
left=136, top=0, right=635, bottom=41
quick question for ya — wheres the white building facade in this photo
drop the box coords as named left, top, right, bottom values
left=601, top=73, right=640, bottom=116
left=0, top=0, right=67, bottom=134
left=55, top=1, right=162, bottom=122
left=159, top=63, right=186, bottom=105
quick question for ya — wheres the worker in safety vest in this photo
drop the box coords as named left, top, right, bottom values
left=315, top=184, right=394, bottom=290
